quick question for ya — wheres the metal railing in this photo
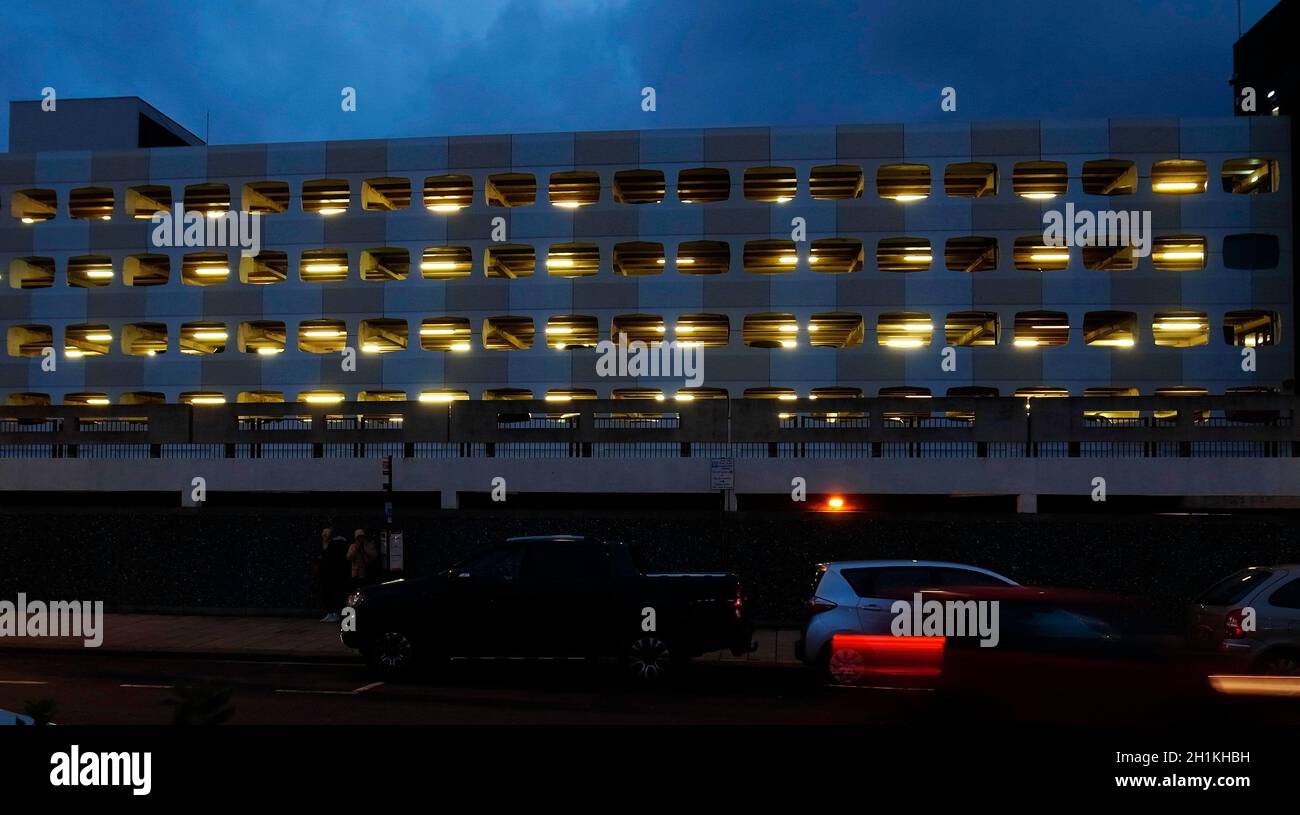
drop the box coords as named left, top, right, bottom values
left=0, top=396, right=1296, bottom=459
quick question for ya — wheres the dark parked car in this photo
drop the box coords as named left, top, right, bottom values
left=341, top=535, right=754, bottom=681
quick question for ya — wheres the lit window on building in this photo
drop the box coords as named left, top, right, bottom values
left=421, top=246, right=473, bottom=280
left=674, top=240, right=728, bottom=274
left=422, top=174, right=473, bottom=212
left=545, top=316, right=599, bottom=350
left=613, top=242, right=665, bottom=276
left=242, top=181, right=289, bottom=214
left=486, top=173, right=536, bottom=207
left=744, top=166, right=797, bottom=202
left=299, top=249, right=349, bottom=283
left=809, top=164, right=863, bottom=200
left=482, top=244, right=531, bottom=279
left=1082, top=311, right=1138, bottom=348
left=945, top=236, right=998, bottom=272
left=1013, top=311, right=1070, bottom=348
left=1151, top=235, right=1206, bottom=271
left=419, top=318, right=472, bottom=352
left=809, top=238, right=863, bottom=273
left=359, top=319, right=408, bottom=354
left=1151, top=311, right=1209, bottom=347
left=1081, top=160, right=1137, bottom=195
left=123, top=254, right=170, bottom=286
left=297, top=320, right=347, bottom=354
left=877, top=312, right=934, bottom=349
left=614, top=170, right=665, bottom=204
left=1013, top=236, right=1069, bottom=271
left=545, top=243, right=599, bottom=277
left=483, top=316, right=535, bottom=350
left=240, top=251, right=289, bottom=284
left=362, top=177, right=411, bottom=211
left=677, top=168, right=729, bottom=203
left=361, top=247, right=410, bottom=281
left=1012, top=161, right=1067, bottom=200
left=877, top=164, right=930, bottom=201
left=744, top=239, right=799, bottom=273
left=744, top=313, right=801, bottom=348
left=182, top=252, right=231, bottom=286
left=302, top=179, right=350, bottom=214
left=1221, top=158, right=1278, bottom=194
left=548, top=171, right=600, bottom=208
left=68, top=255, right=115, bottom=288
left=944, top=162, right=997, bottom=198
left=1151, top=160, right=1207, bottom=194
left=945, top=312, right=999, bottom=347
left=877, top=238, right=932, bottom=271
left=121, top=323, right=168, bottom=357
left=181, top=322, right=229, bottom=355
left=69, top=187, right=114, bottom=220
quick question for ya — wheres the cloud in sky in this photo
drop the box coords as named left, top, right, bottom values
left=0, top=0, right=1280, bottom=150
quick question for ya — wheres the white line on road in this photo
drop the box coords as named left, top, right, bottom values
left=0, top=680, right=47, bottom=685
left=276, top=681, right=386, bottom=696
left=219, top=660, right=360, bottom=668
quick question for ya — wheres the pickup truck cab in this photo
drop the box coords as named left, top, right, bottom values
left=342, top=535, right=754, bottom=681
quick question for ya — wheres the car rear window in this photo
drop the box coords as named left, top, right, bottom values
left=1267, top=577, right=1300, bottom=610
left=1197, top=570, right=1273, bottom=606
left=934, top=567, right=1010, bottom=588
left=841, top=566, right=934, bottom=598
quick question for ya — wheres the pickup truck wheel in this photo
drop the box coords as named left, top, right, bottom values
left=626, top=636, right=673, bottom=683
left=368, top=631, right=415, bottom=676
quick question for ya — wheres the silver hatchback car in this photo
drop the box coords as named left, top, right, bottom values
left=1188, top=565, right=1300, bottom=675
left=796, top=560, right=1018, bottom=676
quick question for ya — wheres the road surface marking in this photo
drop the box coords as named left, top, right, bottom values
left=277, top=680, right=386, bottom=696
left=274, top=688, right=356, bottom=695
left=120, top=684, right=174, bottom=689
left=0, top=680, right=47, bottom=685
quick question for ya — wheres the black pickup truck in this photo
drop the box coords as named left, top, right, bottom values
left=341, top=535, right=755, bottom=681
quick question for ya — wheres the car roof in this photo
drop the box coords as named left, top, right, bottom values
left=914, top=585, right=1133, bottom=606
left=824, top=559, right=1003, bottom=572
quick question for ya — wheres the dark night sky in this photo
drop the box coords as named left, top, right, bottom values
left=0, top=0, right=1281, bottom=151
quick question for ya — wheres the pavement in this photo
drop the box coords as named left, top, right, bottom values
left=0, top=612, right=802, bottom=665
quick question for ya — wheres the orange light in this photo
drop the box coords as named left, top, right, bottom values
left=827, top=497, right=845, bottom=510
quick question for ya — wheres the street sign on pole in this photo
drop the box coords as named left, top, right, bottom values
left=710, top=457, right=735, bottom=490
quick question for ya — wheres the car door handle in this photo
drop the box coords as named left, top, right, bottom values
left=864, top=604, right=883, bottom=611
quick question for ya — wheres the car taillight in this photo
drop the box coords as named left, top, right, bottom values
left=734, top=586, right=744, bottom=620
left=1225, top=608, right=1248, bottom=639
left=804, top=596, right=838, bottom=616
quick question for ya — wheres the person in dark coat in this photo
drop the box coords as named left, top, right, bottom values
left=317, top=526, right=351, bottom=622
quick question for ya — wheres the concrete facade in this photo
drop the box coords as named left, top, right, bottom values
left=0, top=104, right=1293, bottom=405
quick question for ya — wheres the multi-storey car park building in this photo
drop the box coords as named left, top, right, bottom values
left=0, top=97, right=1295, bottom=510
